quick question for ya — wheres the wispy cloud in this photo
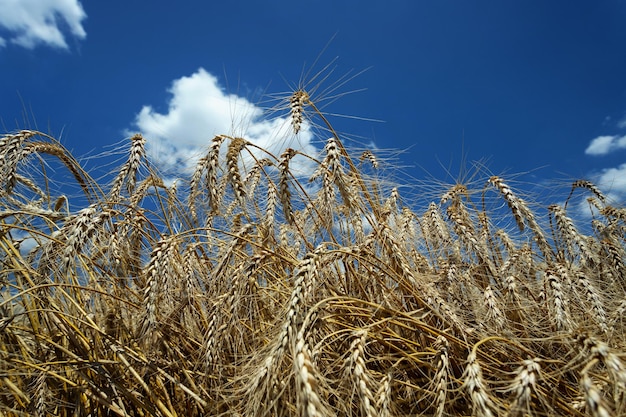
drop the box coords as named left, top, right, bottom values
left=0, top=0, right=87, bottom=49
left=584, top=134, right=626, bottom=156
left=131, top=68, right=317, bottom=177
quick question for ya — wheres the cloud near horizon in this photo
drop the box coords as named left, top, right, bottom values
left=131, top=68, right=318, bottom=177
left=0, top=0, right=87, bottom=49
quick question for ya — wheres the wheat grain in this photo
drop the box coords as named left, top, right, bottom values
left=203, top=311, right=219, bottom=370
left=130, top=175, right=166, bottom=207
left=24, top=141, right=91, bottom=196
left=375, top=373, right=391, bottom=417
left=31, top=368, right=48, bottom=417
left=261, top=183, right=278, bottom=243
left=212, top=223, right=253, bottom=281
left=494, top=229, right=515, bottom=254
left=487, top=177, right=552, bottom=258
left=52, top=204, right=110, bottom=274
left=440, top=183, right=468, bottom=205
left=586, top=337, right=626, bottom=387
left=189, top=154, right=210, bottom=221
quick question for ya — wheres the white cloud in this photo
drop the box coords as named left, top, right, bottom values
left=595, top=163, right=626, bottom=199
left=0, top=0, right=86, bottom=49
left=584, top=135, right=626, bottom=156
left=131, top=68, right=318, bottom=177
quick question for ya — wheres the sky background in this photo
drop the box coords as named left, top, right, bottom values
left=1, top=1, right=626, bottom=213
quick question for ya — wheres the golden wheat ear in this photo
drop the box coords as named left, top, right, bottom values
left=110, top=133, right=146, bottom=199
left=290, top=90, right=310, bottom=134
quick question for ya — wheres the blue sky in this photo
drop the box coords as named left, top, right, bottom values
left=1, top=1, right=626, bottom=211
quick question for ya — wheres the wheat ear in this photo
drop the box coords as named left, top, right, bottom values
left=487, top=176, right=551, bottom=258
left=206, top=135, right=229, bottom=213
left=566, top=179, right=606, bottom=208
left=375, top=373, right=392, bottom=417
left=290, top=90, right=310, bottom=134
left=348, top=330, right=379, bottom=417
left=0, top=130, right=36, bottom=194
left=294, top=305, right=327, bottom=417
left=432, top=335, right=450, bottom=417
left=225, top=137, right=248, bottom=206
left=506, top=358, right=541, bottom=416
left=575, top=271, right=608, bottom=332
left=246, top=248, right=323, bottom=398
left=278, top=148, right=297, bottom=225
left=544, top=269, right=570, bottom=331
left=139, top=236, right=177, bottom=340
left=581, top=361, right=613, bottom=417
left=463, top=348, right=496, bottom=417
left=110, top=133, right=146, bottom=199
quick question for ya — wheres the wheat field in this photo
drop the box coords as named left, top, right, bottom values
left=0, top=88, right=625, bottom=416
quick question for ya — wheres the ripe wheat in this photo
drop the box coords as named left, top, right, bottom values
left=0, top=77, right=625, bottom=417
